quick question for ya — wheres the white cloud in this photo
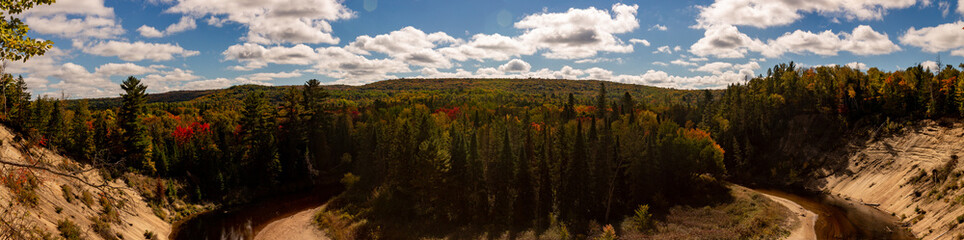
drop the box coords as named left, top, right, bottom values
left=921, top=60, right=940, bottom=71
left=629, top=38, right=651, bottom=46
left=900, top=21, right=964, bottom=56
left=671, top=59, right=697, bottom=66
left=844, top=62, right=868, bottom=69
left=654, top=45, right=676, bottom=54
left=315, top=47, right=410, bottom=85
left=25, top=15, right=124, bottom=39
left=140, top=16, right=197, bottom=38
left=650, top=24, right=668, bottom=31
left=21, top=0, right=123, bottom=39
left=959, top=0, right=964, bottom=14
left=695, top=0, right=921, bottom=29
left=347, top=26, right=457, bottom=68
left=439, top=33, right=535, bottom=61
left=653, top=61, right=669, bottom=66
left=691, top=24, right=900, bottom=58
left=81, top=41, right=201, bottom=61
left=573, top=58, right=622, bottom=64
left=693, top=61, right=760, bottom=75
left=137, top=26, right=164, bottom=38
left=499, top=59, right=532, bottom=72
left=223, top=43, right=319, bottom=70
left=689, top=24, right=765, bottom=58
left=168, top=0, right=355, bottom=44
left=939, top=1, right=951, bottom=17
left=515, top=3, right=639, bottom=59
left=94, top=63, right=158, bottom=76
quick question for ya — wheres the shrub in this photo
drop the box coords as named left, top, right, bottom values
left=2, top=169, right=40, bottom=207
left=314, top=209, right=360, bottom=240
left=81, top=190, right=94, bottom=207
left=57, top=219, right=83, bottom=240
left=90, top=216, right=118, bottom=240
left=61, top=184, right=74, bottom=203
left=631, top=205, right=655, bottom=232
left=144, top=230, right=157, bottom=240
left=595, top=224, right=618, bottom=240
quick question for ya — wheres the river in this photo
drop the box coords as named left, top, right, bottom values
left=169, top=186, right=341, bottom=240
left=757, top=189, right=915, bottom=240
left=170, top=186, right=914, bottom=240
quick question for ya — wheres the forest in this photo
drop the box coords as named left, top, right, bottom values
left=0, top=61, right=961, bottom=238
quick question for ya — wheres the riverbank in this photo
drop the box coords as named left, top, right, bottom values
left=816, top=120, right=964, bottom=239
left=757, top=191, right=817, bottom=240
left=255, top=205, right=328, bottom=240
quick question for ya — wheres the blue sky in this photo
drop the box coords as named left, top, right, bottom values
left=7, top=0, right=964, bottom=98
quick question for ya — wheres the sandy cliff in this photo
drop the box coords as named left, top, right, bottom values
left=817, top=120, right=964, bottom=240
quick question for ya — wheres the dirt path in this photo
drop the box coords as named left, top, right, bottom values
left=254, top=206, right=329, bottom=240
left=756, top=191, right=818, bottom=240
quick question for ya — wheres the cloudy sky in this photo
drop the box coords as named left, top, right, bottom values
left=5, top=0, right=964, bottom=98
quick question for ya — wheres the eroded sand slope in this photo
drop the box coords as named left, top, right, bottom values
left=0, top=125, right=171, bottom=239
left=818, top=120, right=964, bottom=240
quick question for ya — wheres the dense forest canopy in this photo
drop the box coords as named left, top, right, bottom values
left=0, top=61, right=960, bottom=237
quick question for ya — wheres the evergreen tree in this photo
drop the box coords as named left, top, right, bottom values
left=70, top=100, right=95, bottom=161
left=563, top=93, right=577, bottom=120
left=303, top=79, right=331, bottom=171
left=535, top=125, right=554, bottom=231
left=119, top=76, right=154, bottom=173
left=512, top=123, right=535, bottom=228
left=241, top=91, right=281, bottom=185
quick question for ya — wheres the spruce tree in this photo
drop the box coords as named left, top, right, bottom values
left=119, top=76, right=154, bottom=173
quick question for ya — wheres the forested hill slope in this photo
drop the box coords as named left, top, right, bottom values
left=80, top=78, right=707, bottom=110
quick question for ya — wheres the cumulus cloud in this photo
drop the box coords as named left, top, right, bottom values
left=80, top=41, right=201, bottom=61
left=439, top=33, right=536, bottom=61
left=900, top=21, right=964, bottom=56
left=139, top=16, right=197, bottom=38
left=347, top=26, right=457, bottom=68
left=650, top=24, right=668, bottom=31
left=499, top=59, right=532, bottom=72
left=223, top=43, right=319, bottom=70
left=168, top=0, right=355, bottom=44
left=671, top=59, right=697, bottom=66
left=692, top=61, right=760, bottom=75
left=515, top=3, right=639, bottom=59
left=959, top=0, right=964, bottom=14
left=629, top=38, right=651, bottom=46
left=21, top=0, right=124, bottom=39
left=315, top=47, right=411, bottom=85
left=695, top=0, right=921, bottom=29
left=690, top=24, right=900, bottom=58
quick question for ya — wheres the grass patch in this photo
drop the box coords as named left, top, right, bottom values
left=622, top=187, right=791, bottom=239
left=314, top=208, right=367, bottom=240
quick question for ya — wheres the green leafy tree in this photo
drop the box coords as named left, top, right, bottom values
left=0, top=0, right=55, bottom=62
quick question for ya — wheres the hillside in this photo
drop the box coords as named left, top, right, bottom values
left=77, top=78, right=706, bottom=110
left=814, top=120, right=964, bottom=239
left=0, top=125, right=171, bottom=239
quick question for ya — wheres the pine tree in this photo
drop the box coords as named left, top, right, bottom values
left=492, top=128, right=514, bottom=224
left=241, top=91, right=281, bottom=185
left=119, top=76, right=154, bottom=173
left=303, top=79, right=331, bottom=171
left=512, top=122, right=535, bottom=228
left=563, top=93, right=577, bottom=120
left=70, top=100, right=95, bottom=161
left=535, top=125, right=554, bottom=231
